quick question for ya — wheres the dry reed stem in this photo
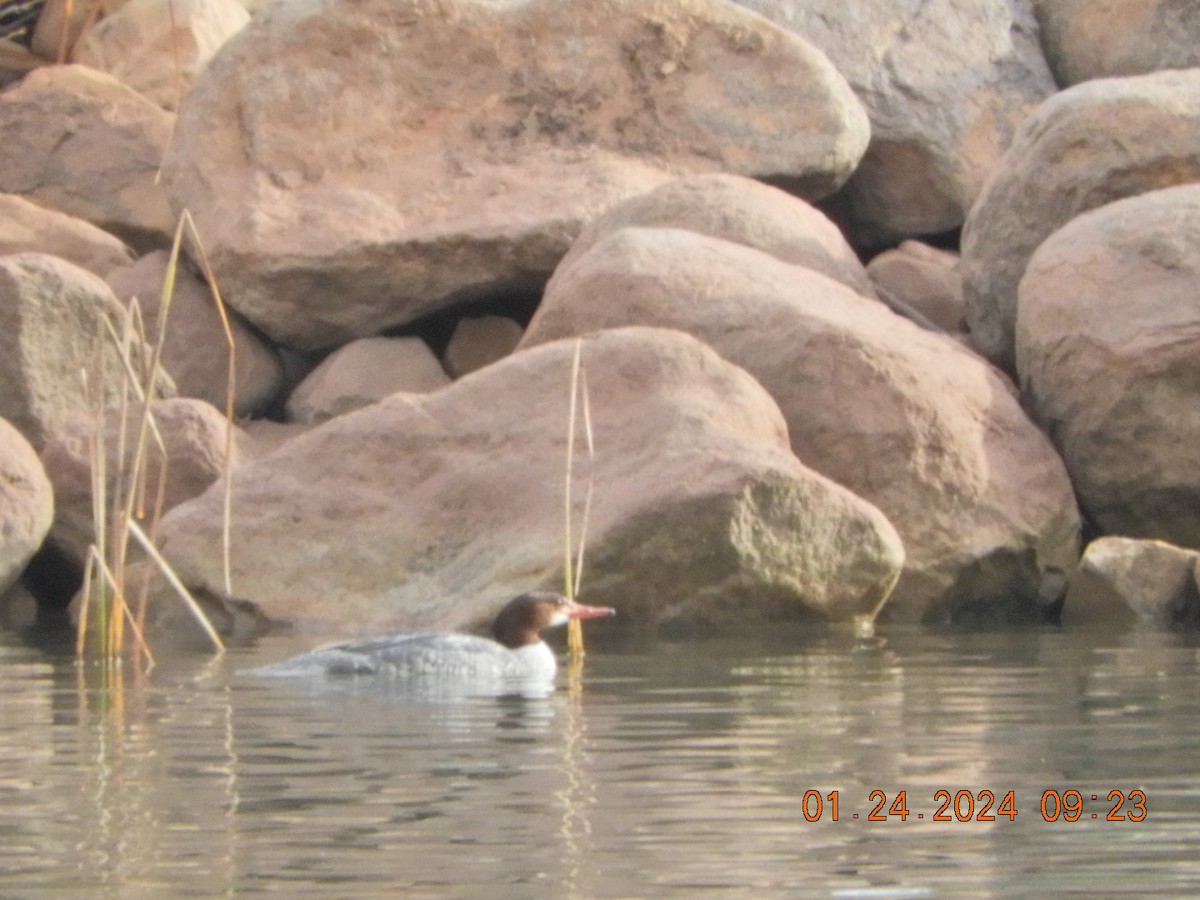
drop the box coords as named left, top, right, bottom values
left=572, top=366, right=594, bottom=599
left=563, top=340, right=582, bottom=600
left=76, top=307, right=147, bottom=661
left=75, top=210, right=233, bottom=663
left=84, top=545, right=157, bottom=667
left=170, top=210, right=237, bottom=596
left=113, top=297, right=171, bottom=660
left=126, top=519, right=223, bottom=651
left=75, top=546, right=95, bottom=657
left=134, top=443, right=172, bottom=636
left=54, top=0, right=75, bottom=63
left=56, top=0, right=105, bottom=64
left=563, top=339, right=595, bottom=659
left=108, top=306, right=137, bottom=656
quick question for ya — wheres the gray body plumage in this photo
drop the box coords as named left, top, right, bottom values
left=250, top=631, right=557, bottom=681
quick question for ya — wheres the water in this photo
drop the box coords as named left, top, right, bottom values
left=2, top=624, right=1199, bottom=897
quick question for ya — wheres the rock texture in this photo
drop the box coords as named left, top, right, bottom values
left=154, top=328, right=904, bottom=636
left=1033, top=0, right=1200, bottom=86
left=0, top=417, right=54, bottom=597
left=0, top=193, right=135, bottom=277
left=106, top=250, right=284, bottom=418
left=1016, top=185, right=1200, bottom=547
left=0, top=580, right=39, bottom=632
left=163, top=0, right=869, bottom=351
left=1062, top=537, right=1200, bottom=629
left=961, top=68, right=1200, bottom=371
left=867, top=241, right=966, bottom=335
left=524, top=227, right=1080, bottom=624
left=560, top=173, right=876, bottom=298
left=239, top=418, right=311, bottom=458
left=443, top=316, right=524, bottom=378
left=0, top=253, right=168, bottom=449
left=78, top=0, right=250, bottom=109
left=15, top=0, right=1191, bottom=640
left=285, top=337, right=450, bottom=424
left=734, top=0, right=1056, bottom=246
left=0, top=65, right=176, bottom=250
left=39, top=397, right=243, bottom=566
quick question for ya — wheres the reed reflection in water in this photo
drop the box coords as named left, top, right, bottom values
left=1, top=625, right=1199, bottom=897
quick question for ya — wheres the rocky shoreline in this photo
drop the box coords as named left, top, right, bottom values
left=2, top=0, right=1199, bottom=640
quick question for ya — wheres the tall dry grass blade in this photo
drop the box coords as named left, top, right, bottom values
left=109, top=296, right=176, bottom=658
left=562, top=339, right=596, bottom=659
left=106, top=306, right=138, bottom=656
left=62, top=0, right=104, bottom=64
left=98, top=315, right=147, bottom=405
left=568, top=364, right=596, bottom=658
left=126, top=518, right=225, bottom=652
left=55, top=0, right=75, bottom=63
left=118, top=597, right=153, bottom=668
left=76, top=208, right=231, bottom=665
left=79, top=328, right=112, bottom=656
left=96, top=308, right=169, bottom=460
left=171, top=210, right=237, bottom=597
left=84, top=545, right=155, bottom=668
left=76, top=549, right=96, bottom=657
left=121, top=299, right=157, bottom=519
left=563, top=339, right=582, bottom=602
left=572, top=365, right=595, bottom=599
left=134, top=444, right=173, bottom=640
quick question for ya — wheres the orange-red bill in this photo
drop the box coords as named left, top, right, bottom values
left=568, top=602, right=616, bottom=620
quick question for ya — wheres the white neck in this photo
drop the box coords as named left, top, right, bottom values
left=512, top=641, right=557, bottom=679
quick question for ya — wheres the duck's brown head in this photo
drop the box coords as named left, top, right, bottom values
left=491, top=592, right=616, bottom=649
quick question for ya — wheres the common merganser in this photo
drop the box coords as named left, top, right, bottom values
left=251, top=592, right=616, bottom=682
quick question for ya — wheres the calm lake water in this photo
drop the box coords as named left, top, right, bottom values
left=2, top=622, right=1198, bottom=898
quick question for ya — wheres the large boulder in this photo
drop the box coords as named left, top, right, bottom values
left=0, top=193, right=134, bottom=277
left=0, top=417, right=54, bottom=597
left=106, top=250, right=284, bottom=418
left=1062, top=536, right=1200, bottom=629
left=1016, top=185, right=1200, bottom=546
left=523, top=227, right=1081, bottom=624
left=0, top=253, right=171, bottom=449
left=153, top=328, right=904, bottom=636
left=961, top=68, right=1200, bottom=371
left=39, top=398, right=244, bottom=566
left=560, top=173, right=877, bottom=298
left=1033, top=0, right=1200, bottom=86
left=0, top=65, right=176, bottom=251
left=162, top=0, right=869, bottom=352
left=77, top=0, right=250, bottom=110
left=285, top=337, right=450, bottom=424
left=733, top=0, right=1056, bottom=246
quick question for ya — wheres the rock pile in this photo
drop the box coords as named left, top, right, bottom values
left=3, top=0, right=1200, bottom=638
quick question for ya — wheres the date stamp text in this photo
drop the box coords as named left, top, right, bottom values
left=801, top=789, right=1148, bottom=823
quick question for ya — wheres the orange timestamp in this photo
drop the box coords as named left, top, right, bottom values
left=801, top=789, right=1148, bottom=823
